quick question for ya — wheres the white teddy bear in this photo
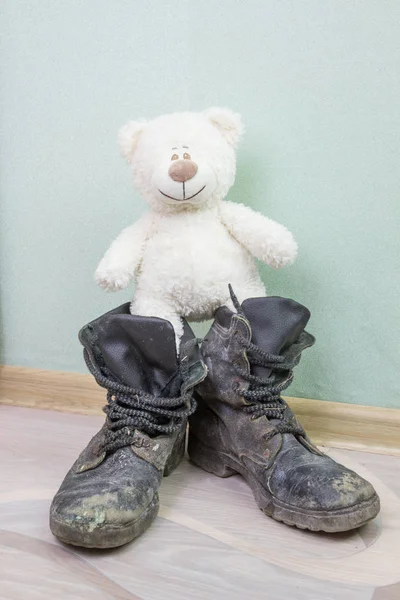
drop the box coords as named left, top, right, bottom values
left=95, top=107, right=297, bottom=342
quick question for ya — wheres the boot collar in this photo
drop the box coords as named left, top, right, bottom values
left=79, top=303, right=207, bottom=396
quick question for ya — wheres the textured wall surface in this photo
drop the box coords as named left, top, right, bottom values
left=1, top=1, right=399, bottom=406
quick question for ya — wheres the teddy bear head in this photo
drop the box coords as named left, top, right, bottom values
left=118, top=107, right=243, bottom=212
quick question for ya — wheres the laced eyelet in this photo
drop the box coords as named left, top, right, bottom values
left=84, top=349, right=197, bottom=455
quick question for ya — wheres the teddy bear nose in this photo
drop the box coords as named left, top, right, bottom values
left=168, top=159, right=198, bottom=183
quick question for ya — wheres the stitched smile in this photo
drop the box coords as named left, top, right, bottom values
left=158, top=185, right=206, bottom=202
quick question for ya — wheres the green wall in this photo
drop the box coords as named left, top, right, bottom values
left=1, top=1, right=399, bottom=407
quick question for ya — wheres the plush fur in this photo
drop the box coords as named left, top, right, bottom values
left=96, top=108, right=297, bottom=342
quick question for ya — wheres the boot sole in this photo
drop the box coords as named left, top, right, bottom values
left=50, top=496, right=159, bottom=549
left=188, top=435, right=380, bottom=533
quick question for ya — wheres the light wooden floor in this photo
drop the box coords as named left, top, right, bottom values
left=1, top=406, right=399, bottom=600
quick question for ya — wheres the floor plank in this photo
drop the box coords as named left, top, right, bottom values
left=1, top=406, right=399, bottom=600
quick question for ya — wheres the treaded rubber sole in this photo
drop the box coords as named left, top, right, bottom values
left=188, top=435, right=380, bottom=533
left=50, top=496, right=159, bottom=549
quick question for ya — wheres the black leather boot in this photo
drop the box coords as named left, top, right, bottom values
left=189, top=288, right=380, bottom=533
left=50, top=304, right=206, bottom=548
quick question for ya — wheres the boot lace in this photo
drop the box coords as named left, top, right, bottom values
left=233, top=339, right=305, bottom=440
left=227, top=284, right=306, bottom=440
left=84, top=348, right=196, bottom=455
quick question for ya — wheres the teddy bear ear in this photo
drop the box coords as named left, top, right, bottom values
left=118, top=120, right=147, bottom=162
left=203, top=107, right=244, bottom=148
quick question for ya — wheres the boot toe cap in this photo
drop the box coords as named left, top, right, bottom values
left=269, top=454, right=378, bottom=513
left=50, top=483, right=158, bottom=548
left=50, top=448, right=162, bottom=548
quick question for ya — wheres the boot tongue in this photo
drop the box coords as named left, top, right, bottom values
left=241, top=297, right=311, bottom=378
left=95, top=313, right=179, bottom=396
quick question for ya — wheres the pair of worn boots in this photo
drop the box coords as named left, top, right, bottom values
left=50, top=292, right=380, bottom=548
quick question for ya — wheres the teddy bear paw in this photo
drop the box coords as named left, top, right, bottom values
left=268, top=235, right=298, bottom=268
left=95, top=267, right=131, bottom=291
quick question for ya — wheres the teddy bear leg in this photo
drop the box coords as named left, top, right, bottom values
left=130, top=296, right=184, bottom=347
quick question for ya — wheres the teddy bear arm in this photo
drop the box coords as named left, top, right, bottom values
left=219, top=200, right=298, bottom=268
left=95, top=215, right=151, bottom=291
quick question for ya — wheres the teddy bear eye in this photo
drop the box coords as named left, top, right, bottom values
left=183, top=152, right=191, bottom=160
left=171, top=154, right=179, bottom=161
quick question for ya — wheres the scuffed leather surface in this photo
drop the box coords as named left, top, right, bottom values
left=77, top=305, right=206, bottom=470
left=51, top=305, right=206, bottom=545
left=130, top=428, right=181, bottom=472
left=196, top=309, right=299, bottom=467
left=192, top=297, right=377, bottom=513
left=73, top=425, right=108, bottom=474
left=51, top=443, right=161, bottom=537
left=267, top=436, right=376, bottom=510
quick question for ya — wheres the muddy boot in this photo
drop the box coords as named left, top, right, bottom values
left=189, top=288, right=380, bottom=533
left=50, top=304, right=206, bottom=548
